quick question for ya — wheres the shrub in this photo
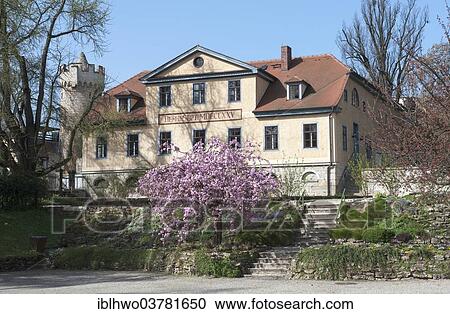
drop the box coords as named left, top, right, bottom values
left=52, top=246, right=162, bottom=271
left=329, top=228, right=364, bottom=240
left=337, top=204, right=367, bottom=229
left=231, top=230, right=297, bottom=247
left=392, top=214, right=426, bottom=236
left=367, top=195, right=393, bottom=227
left=194, top=249, right=241, bottom=278
left=295, top=244, right=399, bottom=280
left=0, top=174, right=47, bottom=210
left=329, top=228, right=353, bottom=239
left=362, top=227, right=395, bottom=243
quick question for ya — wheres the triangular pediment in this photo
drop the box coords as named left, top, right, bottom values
left=140, top=45, right=264, bottom=82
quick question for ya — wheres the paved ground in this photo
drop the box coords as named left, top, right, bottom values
left=0, top=270, right=449, bottom=294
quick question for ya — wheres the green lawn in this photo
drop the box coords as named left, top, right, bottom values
left=0, top=209, right=62, bottom=257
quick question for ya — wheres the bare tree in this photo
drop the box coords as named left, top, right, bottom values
left=0, top=0, right=109, bottom=177
left=368, top=3, right=450, bottom=204
left=337, top=0, right=428, bottom=103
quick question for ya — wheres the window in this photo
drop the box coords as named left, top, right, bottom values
left=96, top=137, right=107, bottom=159
left=302, top=172, right=319, bottom=182
left=193, top=129, right=206, bottom=146
left=343, top=89, right=348, bottom=102
left=342, top=125, right=348, bottom=151
left=228, top=128, right=241, bottom=147
left=193, top=57, right=204, bottom=68
left=303, top=123, right=318, bottom=148
left=288, top=84, right=300, bottom=100
left=193, top=83, right=205, bottom=104
left=117, top=98, right=130, bottom=112
left=264, top=126, right=278, bottom=150
left=127, top=134, right=139, bottom=157
left=159, top=131, right=172, bottom=155
left=228, top=80, right=241, bottom=102
left=159, top=86, right=171, bottom=107
left=352, top=88, right=359, bottom=107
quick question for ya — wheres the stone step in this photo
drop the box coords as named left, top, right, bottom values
left=304, top=219, right=336, bottom=225
left=304, top=212, right=337, bottom=217
left=259, top=252, right=298, bottom=259
left=253, top=263, right=290, bottom=270
left=304, top=221, right=336, bottom=224
left=257, top=257, right=293, bottom=264
left=306, top=209, right=338, bottom=215
left=248, top=268, right=288, bottom=277
left=307, top=203, right=340, bottom=209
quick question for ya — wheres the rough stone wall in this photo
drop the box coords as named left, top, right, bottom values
left=420, top=205, right=449, bottom=246
left=291, top=244, right=449, bottom=280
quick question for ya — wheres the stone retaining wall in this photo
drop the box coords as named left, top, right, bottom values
left=291, top=244, right=449, bottom=280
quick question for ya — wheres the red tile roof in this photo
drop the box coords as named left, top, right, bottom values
left=106, top=70, right=150, bottom=98
left=91, top=53, right=352, bottom=120
left=90, top=70, right=150, bottom=122
left=249, top=54, right=351, bottom=112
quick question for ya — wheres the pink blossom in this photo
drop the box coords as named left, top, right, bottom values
left=138, top=137, right=279, bottom=242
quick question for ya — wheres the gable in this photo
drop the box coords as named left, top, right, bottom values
left=140, top=45, right=275, bottom=83
left=157, top=52, right=248, bottom=78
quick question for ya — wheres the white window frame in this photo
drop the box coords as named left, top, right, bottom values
left=116, top=97, right=131, bottom=112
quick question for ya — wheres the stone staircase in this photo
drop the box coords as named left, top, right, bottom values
left=248, top=247, right=299, bottom=278
left=298, top=200, right=339, bottom=245
left=248, top=200, right=339, bottom=278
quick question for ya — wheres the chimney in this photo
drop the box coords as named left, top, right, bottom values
left=281, top=45, right=292, bottom=71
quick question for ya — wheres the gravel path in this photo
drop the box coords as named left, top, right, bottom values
left=0, top=270, right=449, bottom=294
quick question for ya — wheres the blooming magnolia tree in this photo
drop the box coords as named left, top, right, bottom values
left=138, top=137, right=279, bottom=244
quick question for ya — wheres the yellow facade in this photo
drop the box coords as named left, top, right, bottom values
left=76, top=47, right=380, bottom=196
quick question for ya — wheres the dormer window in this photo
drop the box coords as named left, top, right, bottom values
left=287, top=81, right=307, bottom=100
left=117, top=97, right=131, bottom=112
left=288, top=84, right=300, bottom=100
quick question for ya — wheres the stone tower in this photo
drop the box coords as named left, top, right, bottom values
left=59, top=52, right=105, bottom=189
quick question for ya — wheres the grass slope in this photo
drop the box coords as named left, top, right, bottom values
left=0, top=209, right=62, bottom=256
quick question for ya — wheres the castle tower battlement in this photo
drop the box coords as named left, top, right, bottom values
left=59, top=52, right=105, bottom=89
left=59, top=52, right=106, bottom=180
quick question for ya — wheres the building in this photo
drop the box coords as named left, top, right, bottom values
left=60, top=45, right=380, bottom=196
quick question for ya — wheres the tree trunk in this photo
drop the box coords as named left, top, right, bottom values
left=213, top=214, right=223, bottom=245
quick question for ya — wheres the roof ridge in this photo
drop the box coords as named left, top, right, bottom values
left=106, top=70, right=150, bottom=94
left=248, top=54, right=345, bottom=64
left=300, top=53, right=334, bottom=59
left=247, top=58, right=281, bottom=64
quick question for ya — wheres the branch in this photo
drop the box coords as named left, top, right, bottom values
left=34, top=0, right=67, bottom=137
left=39, top=88, right=102, bottom=176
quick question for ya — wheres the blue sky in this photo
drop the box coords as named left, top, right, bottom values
left=87, top=0, right=447, bottom=86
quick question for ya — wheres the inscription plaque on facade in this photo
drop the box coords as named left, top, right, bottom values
left=159, top=109, right=242, bottom=125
